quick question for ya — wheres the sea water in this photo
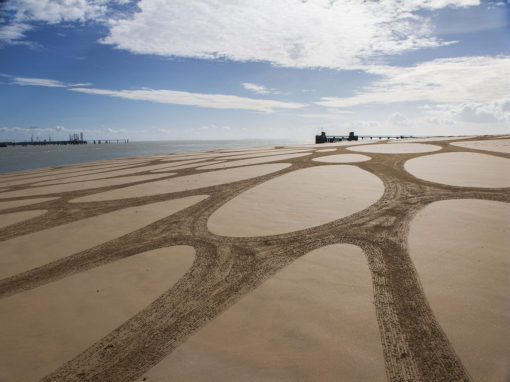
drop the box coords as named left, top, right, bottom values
left=0, top=139, right=308, bottom=174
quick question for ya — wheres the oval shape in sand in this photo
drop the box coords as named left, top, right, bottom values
left=0, top=196, right=207, bottom=279
left=0, top=197, right=57, bottom=211
left=139, top=244, right=385, bottom=382
left=0, top=245, right=195, bottom=382
left=312, top=154, right=371, bottom=163
left=208, top=165, right=384, bottom=237
left=450, top=138, right=510, bottom=154
left=317, top=148, right=337, bottom=152
left=0, top=210, right=47, bottom=229
left=0, top=173, right=169, bottom=199
left=70, top=163, right=290, bottom=203
left=404, top=152, right=510, bottom=188
left=347, top=143, right=441, bottom=154
left=409, top=199, right=510, bottom=381
left=197, top=152, right=311, bottom=170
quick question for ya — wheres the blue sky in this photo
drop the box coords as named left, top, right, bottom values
left=0, top=0, right=509, bottom=142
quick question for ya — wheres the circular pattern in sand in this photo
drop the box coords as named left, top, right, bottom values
left=208, top=165, right=384, bottom=237
left=409, top=199, right=510, bottom=381
left=71, top=163, right=290, bottom=203
left=141, top=244, right=385, bottom=382
left=450, top=139, right=510, bottom=154
left=312, top=154, right=371, bottom=163
left=404, top=152, right=510, bottom=188
left=347, top=143, right=441, bottom=154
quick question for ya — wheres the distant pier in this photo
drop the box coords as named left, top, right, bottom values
left=315, top=131, right=413, bottom=143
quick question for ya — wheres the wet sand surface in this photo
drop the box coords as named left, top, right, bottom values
left=404, top=152, right=510, bottom=188
left=0, top=197, right=58, bottom=211
left=0, top=173, right=170, bottom=199
left=208, top=165, right=383, bottom=237
left=139, top=244, right=385, bottom=382
left=348, top=143, right=441, bottom=154
left=0, top=135, right=508, bottom=382
left=0, top=246, right=195, bottom=382
left=0, top=209, right=47, bottom=229
left=0, top=197, right=207, bottom=279
left=197, top=152, right=311, bottom=170
left=70, top=163, right=290, bottom=203
left=409, top=199, right=510, bottom=382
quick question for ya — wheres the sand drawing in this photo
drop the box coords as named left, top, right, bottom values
left=0, top=136, right=508, bottom=382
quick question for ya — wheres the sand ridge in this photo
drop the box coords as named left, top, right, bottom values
left=0, top=136, right=508, bottom=382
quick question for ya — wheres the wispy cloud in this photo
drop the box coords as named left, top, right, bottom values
left=69, top=87, right=305, bottom=112
left=242, top=82, right=277, bottom=95
left=101, top=0, right=479, bottom=70
left=316, top=56, right=510, bottom=107
left=12, top=76, right=66, bottom=87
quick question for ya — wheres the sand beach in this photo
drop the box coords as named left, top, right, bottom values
left=0, top=135, right=509, bottom=382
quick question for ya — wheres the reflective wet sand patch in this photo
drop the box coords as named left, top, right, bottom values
left=0, top=210, right=47, bottom=229
left=0, top=196, right=207, bottom=279
left=71, top=164, right=291, bottom=203
left=0, top=174, right=169, bottom=199
left=0, top=245, right=195, bottom=382
left=197, top=153, right=311, bottom=170
left=409, top=199, right=510, bottom=382
left=312, top=154, right=371, bottom=163
left=404, top=152, right=510, bottom=188
left=0, top=197, right=58, bottom=211
left=348, top=143, right=441, bottom=154
left=139, top=244, right=385, bottom=382
left=208, top=165, right=384, bottom=237
left=450, top=139, right=510, bottom=154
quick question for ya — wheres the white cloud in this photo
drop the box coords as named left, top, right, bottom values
left=0, top=0, right=106, bottom=44
left=0, top=23, right=31, bottom=43
left=11, top=76, right=66, bottom=87
left=69, top=86, right=306, bottom=112
left=424, top=100, right=510, bottom=123
left=4, top=0, right=106, bottom=24
left=242, top=82, right=271, bottom=95
left=316, top=56, right=510, bottom=107
left=101, top=0, right=479, bottom=69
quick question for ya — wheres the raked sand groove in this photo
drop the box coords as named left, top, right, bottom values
left=0, top=136, right=508, bottom=382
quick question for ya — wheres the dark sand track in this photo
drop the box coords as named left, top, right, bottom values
left=0, top=136, right=509, bottom=382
